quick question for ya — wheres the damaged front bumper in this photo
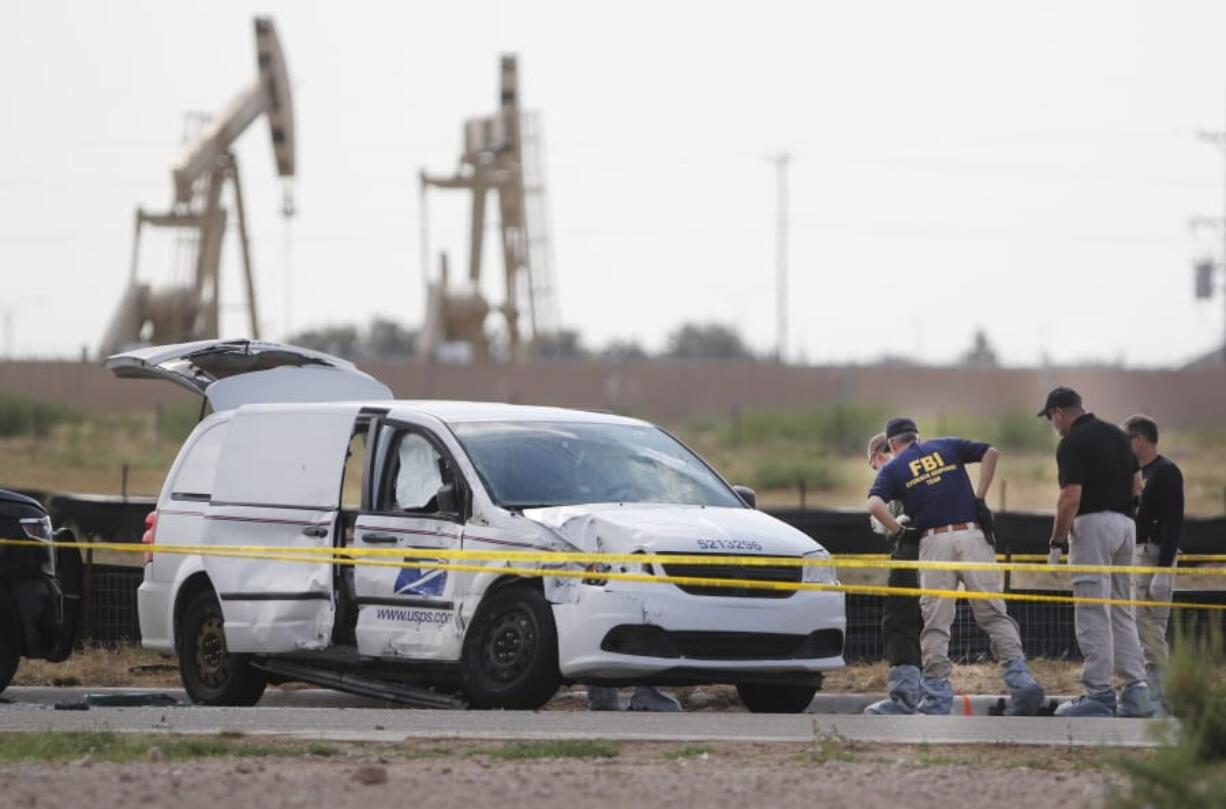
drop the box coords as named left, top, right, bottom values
left=552, top=579, right=845, bottom=683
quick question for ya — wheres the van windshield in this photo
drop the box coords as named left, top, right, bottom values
left=451, top=421, right=743, bottom=510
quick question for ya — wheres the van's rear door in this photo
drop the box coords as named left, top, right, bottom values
left=104, top=339, right=392, bottom=411
left=201, top=405, right=357, bottom=653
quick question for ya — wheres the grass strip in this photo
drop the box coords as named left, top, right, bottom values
left=664, top=745, right=712, bottom=760
left=0, top=731, right=340, bottom=763
left=481, top=739, right=620, bottom=760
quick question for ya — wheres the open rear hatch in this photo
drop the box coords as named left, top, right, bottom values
left=104, top=339, right=392, bottom=411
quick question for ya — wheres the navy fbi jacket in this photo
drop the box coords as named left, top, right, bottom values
left=868, top=437, right=991, bottom=533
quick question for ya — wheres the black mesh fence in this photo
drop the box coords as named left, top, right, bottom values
left=845, top=590, right=1226, bottom=663
left=81, top=563, right=142, bottom=645
left=845, top=591, right=1082, bottom=663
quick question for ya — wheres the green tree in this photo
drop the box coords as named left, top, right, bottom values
left=665, top=323, right=754, bottom=360
left=960, top=328, right=999, bottom=368
left=600, top=339, right=648, bottom=361
left=288, top=319, right=418, bottom=360
left=285, top=325, right=360, bottom=358
left=528, top=329, right=588, bottom=360
left=365, top=318, right=417, bottom=358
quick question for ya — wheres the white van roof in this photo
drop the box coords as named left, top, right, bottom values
left=384, top=401, right=649, bottom=427
left=239, top=400, right=650, bottom=428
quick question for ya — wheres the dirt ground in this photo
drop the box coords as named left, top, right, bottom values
left=13, top=645, right=1087, bottom=703
left=0, top=738, right=1133, bottom=809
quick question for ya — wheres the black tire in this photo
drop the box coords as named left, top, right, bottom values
left=736, top=682, right=819, bottom=714
left=460, top=584, right=560, bottom=709
left=0, top=606, right=20, bottom=696
left=176, top=590, right=267, bottom=706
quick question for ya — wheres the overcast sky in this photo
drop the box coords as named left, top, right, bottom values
left=4, top=0, right=1226, bottom=366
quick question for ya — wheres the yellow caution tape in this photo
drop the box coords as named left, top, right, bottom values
left=6, top=536, right=1218, bottom=578
left=6, top=537, right=1226, bottom=612
left=999, top=553, right=1226, bottom=563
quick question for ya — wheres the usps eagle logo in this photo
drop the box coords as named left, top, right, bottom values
left=394, top=560, right=447, bottom=598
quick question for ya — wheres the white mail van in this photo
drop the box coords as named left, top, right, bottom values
left=110, top=340, right=845, bottom=712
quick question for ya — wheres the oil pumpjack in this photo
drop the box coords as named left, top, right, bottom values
left=97, top=17, right=295, bottom=358
left=419, top=55, right=558, bottom=362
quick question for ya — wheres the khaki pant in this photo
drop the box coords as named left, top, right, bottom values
left=1133, top=542, right=1175, bottom=671
left=918, top=527, right=1025, bottom=680
left=1070, top=512, right=1147, bottom=693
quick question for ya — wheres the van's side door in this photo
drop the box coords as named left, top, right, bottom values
left=202, top=405, right=358, bottom=654
left=351, top=420, right=468, bottom=661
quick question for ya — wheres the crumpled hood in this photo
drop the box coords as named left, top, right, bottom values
left=523, top=503, right=825, bottom=557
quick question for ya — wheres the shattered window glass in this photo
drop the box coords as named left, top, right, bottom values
left=453, top=421, right=741, bottom=510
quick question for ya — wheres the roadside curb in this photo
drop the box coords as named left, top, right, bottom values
left=811, top=693, right=1084, bottom=716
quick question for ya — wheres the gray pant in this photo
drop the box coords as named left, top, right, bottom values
left=918, top=527, right=1025, bottom=680
left=1133, top=542, right=1175, bottom=671
left=1070, top=512, right=1147, bottom=693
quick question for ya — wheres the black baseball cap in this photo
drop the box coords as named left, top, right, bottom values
left=1037, top=386, right=1082, bottom=418
left=885, top=417, right=918, bottom=440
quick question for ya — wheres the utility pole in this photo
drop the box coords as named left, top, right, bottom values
left=1, top=306, right=13, bottom=359
left=1, top=297, right=46, bottom=359
left=770, top=152, right=792, bottom=364
left=1193, top=94, right=1226, bottom=362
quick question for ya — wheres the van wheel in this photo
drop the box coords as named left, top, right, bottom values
left=460, top=584, right=560, bottom=709
left=177, top=590, right=267, bottom=706
left=736, top=682, right=819, bottom=713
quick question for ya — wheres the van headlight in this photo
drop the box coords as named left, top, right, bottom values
left=20, top=516, right=55, bottom=576
left=801, top=549, right=837, bottom=584
left=20, top=516, right=52, bottom=541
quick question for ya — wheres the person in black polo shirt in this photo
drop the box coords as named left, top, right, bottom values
left=1039, top=387, right=1154, bottom=718
left=867, top=418, right=1045, bottom=716
left=1122, top=413, right=1184, bottom=712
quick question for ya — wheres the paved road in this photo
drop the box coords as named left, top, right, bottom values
left=0, top=687, right=1165, bottom=747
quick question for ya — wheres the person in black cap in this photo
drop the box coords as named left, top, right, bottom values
left=1122, top=413, right=1183, bottom=713
left=867, top=417, right=1045, bottom=716
left=1039, top=386, right=1153, bottom=718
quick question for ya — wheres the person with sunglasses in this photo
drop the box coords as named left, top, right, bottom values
left=1122, top=413, right=1183, bottom=713
left=863, top=433, right=924, bottom=715
left=1039, top=387, right=1154, bottom=718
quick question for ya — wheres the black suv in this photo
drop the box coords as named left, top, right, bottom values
left=0, top=490, right=81, bottom=692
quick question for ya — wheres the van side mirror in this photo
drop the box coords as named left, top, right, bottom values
left=733, top=485, right=757, bottom=509
left=436, top=482, right=461, bottom=515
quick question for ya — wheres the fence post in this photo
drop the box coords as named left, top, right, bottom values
left=81, top=544, right=94, bottom=644
left=1000, top=480, right=1010, bottom=591
left=799, top=480, right=807, bottom=509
